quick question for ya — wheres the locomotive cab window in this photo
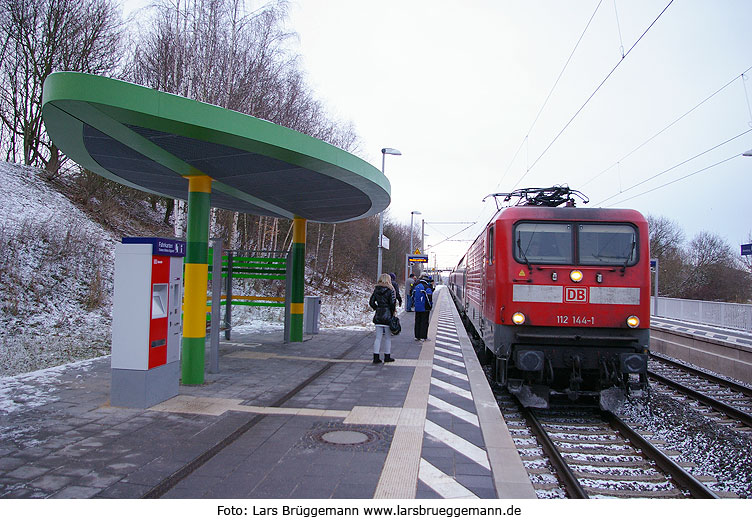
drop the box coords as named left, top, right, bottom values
left=514, top=223, right=573, bottom=264
left=578, top=224, right=638, bottom=266
left=487, top=226, right=494, bottom=265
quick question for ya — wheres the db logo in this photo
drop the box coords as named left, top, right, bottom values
left=564, top=287, right=588, bottom=303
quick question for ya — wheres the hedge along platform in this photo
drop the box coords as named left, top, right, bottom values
left=42, top=72, right=391, bottom=385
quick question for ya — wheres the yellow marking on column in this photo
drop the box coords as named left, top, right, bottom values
left=183, top=263, right=209, bottom=338
left=290, top=302, right=304, bottom=315
left=293, top=217, right=307, bottom=243
left=183, top=174, right=213, bottom=193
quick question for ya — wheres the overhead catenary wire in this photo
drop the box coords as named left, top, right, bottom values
left=497, top=0, right=604, bottom=190
left=595, top=127, right=752, bottom=206
left=509, top=0, right=676, bottom=191
left=425, top=222, right=480, bottom=250
left=613, top=0, right=625, bottom=58
left=581, top=64, right=752, bottom=189
left=605, top=153, right=742, bottom=207
left=743, top=73, right=752, bottom=126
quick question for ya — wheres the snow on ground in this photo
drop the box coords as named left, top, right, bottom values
left=0, top=160, right=375, bottom=378
left=621, top=392, right=752, bottom=498
left=0, top=162, right=117, bottom=376
left=0, top=356, right=106, bottom=415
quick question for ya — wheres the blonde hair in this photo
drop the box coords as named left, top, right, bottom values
left=376, top=273, right=394, bottom=290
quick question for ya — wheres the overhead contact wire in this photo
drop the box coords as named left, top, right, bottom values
left=606, top=153, right=741, bottom=207
left=595, top=127, right=752, bottom=206
left=428, top=222, right=481, bottom=249
left=582, top=64, right=752, bottom=188
left=511, top=0, right=675, bottom=190
left=497, top=0, right=604, bottom=190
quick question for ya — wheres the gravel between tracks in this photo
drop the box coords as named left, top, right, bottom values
left=620, top=391, right=752, bottom=498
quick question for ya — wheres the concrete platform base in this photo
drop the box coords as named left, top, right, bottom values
left=111, top=362, right=179, bottom=408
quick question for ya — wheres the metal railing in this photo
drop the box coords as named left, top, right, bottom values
left=651, top=296, right=752, bottom=332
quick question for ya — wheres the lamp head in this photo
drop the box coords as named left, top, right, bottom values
left=381, top=148, right=402, bottom=156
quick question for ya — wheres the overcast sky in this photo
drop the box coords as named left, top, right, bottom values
left=125, top=1, right=752, bottom=270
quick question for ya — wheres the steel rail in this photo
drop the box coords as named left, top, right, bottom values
left=604, top=411, right=719, bottom=499
left=650, top=353, right=752, bottom=398
left=648, top=370, right=752, bottom=428
left=521, top=408, right=589, bottom=499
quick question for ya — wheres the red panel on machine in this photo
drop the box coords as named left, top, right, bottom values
left=148, top=256, right=169, bottom=369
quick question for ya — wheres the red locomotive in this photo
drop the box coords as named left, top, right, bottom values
left=449, top=187, right=650, bottom=409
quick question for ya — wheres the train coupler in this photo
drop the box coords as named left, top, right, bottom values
left=508, top=380, right=549, bottom=408
left=568, top=356, right=583, bottom=399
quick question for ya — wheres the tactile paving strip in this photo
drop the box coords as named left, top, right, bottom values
left=416, top=303, right=494, bottom=499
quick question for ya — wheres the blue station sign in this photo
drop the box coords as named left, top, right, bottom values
left=742, top=243, right=752, bottom=256
left=123, top=237, right=186, bottom=257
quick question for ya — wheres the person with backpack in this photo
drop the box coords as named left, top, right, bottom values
left=411, top=275, right=433, bottom=341
left=369, top=273, right=397, bottom=364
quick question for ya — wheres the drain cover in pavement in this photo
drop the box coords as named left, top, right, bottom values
left=321, top=430, right=370, bottom=445
left=297, top=422, right=394, bottom=452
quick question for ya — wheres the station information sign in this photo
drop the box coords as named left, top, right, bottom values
left=123, top=237, right=186, bottom=257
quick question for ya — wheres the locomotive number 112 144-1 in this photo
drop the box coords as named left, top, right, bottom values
left=556, top=315, right=595, bottom=325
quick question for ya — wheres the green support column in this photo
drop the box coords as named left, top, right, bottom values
left=290, top=217, right=306, bottom=342
left=182, top=175, right=212, bottom=384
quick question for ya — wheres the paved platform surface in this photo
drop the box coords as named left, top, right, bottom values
left=652, top=317, right=752, bottom=349
left=0, top=288, right=535, bottom=499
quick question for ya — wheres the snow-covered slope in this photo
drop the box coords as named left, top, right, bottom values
left=0, top=161, right=374, bottom=376
left=0, top=162, right=117, bottom=375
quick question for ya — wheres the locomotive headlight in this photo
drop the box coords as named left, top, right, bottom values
left=511, top=312, right=526, bottom=325
left=570, top=270, right=583, bottom=282
left=626, top=315, right=640, bottom=328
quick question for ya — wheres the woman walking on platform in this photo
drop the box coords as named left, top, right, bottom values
left=412, top=276, right=433, bottom=341
left=369, top=273, right=397, bottom=364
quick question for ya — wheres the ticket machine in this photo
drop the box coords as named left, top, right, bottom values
left=111, top=237, right=185, bottom=408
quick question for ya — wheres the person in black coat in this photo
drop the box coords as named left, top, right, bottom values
left=369, top=273, right=397, bottom=364
left=388, top=272, right=402, bottom=308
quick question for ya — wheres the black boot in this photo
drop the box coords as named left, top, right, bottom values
left=384, top=354, right=395, bottom=363
left=373, top=354, right=382, bottom=364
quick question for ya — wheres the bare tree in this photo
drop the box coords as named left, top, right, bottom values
left=681, top=231, right=751, bottom=302
left=0, top=0, right=122, bottom=175
left=647, top=214, right=686, bottom=297
left=128, top=0, right=361, bottom=247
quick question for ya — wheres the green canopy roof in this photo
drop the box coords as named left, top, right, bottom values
left=42, top=72, right=390, bottom=222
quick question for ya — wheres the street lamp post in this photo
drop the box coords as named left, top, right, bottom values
left=378, top=147, right=401, bottom=279
left=405, top=210, right=421, bottom=283
left=409, top=211, right=421, bottom=255
left=421, top=219, right=425, bottom=253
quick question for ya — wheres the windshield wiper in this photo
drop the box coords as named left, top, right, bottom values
left=621, top=237, right=636, bottom=273
left=517, top=234, right=532, bottom=271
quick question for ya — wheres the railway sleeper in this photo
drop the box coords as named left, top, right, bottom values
left=581, top=486, right=685, bottom=499
left=570, top=470, right=668, bottom=483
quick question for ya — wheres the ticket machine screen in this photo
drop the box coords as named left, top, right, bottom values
left=152, top=284, right=168, bottom=319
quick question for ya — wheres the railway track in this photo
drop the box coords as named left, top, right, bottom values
left=648, top=354, right=752, bottom=431
left=496, top=392, right=719, bottom=498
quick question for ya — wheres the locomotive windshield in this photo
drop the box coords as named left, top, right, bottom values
left=578, top=224, right=637, bottom=266
left=514, top=223, right=572, bottom=264
left=513, top=222, right=638, bottom=266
